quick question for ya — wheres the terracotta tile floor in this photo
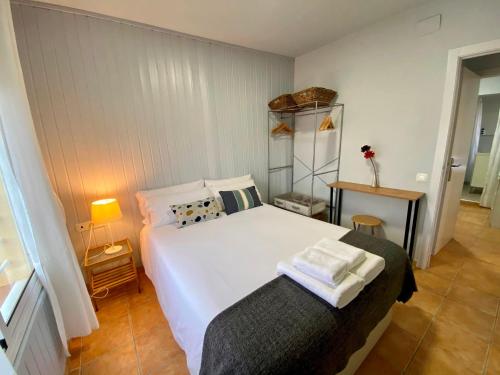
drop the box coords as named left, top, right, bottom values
left=68, top=203, right=500, bottom=375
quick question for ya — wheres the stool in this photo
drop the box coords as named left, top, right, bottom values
left=352, top=215, right=382, bottom=236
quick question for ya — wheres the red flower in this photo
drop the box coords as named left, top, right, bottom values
left=363, top=150, right=375, bottom=159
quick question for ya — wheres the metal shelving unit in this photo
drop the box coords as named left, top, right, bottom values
left=267, top=101, right=344, bottom=221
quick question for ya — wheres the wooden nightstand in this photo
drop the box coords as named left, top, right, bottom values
left=84, top=238, right=140, bottom=310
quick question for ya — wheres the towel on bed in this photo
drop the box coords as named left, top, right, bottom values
left=277, top=261, right=365, bottom=309
left=315, top=237, right=366, bottom=269
left=351, top=251, right=385, bottom=285
left=200, top=230, right=417, bottom=375
left=292, top=247, right=348, bottom=286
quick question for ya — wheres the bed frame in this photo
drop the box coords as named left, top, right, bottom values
left=338, top=308, right=392, bottom=374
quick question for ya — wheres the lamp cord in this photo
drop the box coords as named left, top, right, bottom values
left=83, top=223, right=111, bottom=300
left=84, top=223, right=106, bottom=262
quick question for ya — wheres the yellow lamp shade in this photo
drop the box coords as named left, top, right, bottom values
left=91, top=198, right=122, bottom=225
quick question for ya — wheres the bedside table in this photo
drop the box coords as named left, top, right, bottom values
left=84, top=238, right=140, bottom=310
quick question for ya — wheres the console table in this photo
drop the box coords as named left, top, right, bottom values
left=328, top=181, right=424, bottom=260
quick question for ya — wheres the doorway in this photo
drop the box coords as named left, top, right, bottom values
left=434, top=53, right=500, bottom=255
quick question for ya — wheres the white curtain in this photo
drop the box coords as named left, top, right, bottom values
left=0, top=0, right=98, bottom=354
left=480, top=108, right=500, bottom=208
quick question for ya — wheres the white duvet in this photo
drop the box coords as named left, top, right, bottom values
left=140, top=204, right=350, bottom=374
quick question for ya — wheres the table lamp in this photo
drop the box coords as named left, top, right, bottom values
left=91, top=198, right=123, bottom=255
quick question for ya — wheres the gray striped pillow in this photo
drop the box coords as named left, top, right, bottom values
left=219, top=186, right=262, bottom=215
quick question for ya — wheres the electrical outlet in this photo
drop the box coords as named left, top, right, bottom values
left=75, top=221, right=91, bottom=232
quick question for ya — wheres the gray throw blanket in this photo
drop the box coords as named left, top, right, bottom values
left=200, top=231, right=417, bottom=375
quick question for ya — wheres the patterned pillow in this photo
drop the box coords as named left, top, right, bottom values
left=219, top=186, right=263, bottom=215
left=170, top=197, right=221, bottom=228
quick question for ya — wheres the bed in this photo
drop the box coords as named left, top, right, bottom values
left=140, top=203, right=415, bottom=374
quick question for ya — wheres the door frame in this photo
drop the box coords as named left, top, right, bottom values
left=425, top=38, right=500, bottom=267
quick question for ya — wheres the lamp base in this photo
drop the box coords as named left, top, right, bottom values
left=104, top=245, right=122, bottom=255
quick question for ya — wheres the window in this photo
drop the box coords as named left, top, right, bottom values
left=0, top=170, right=33, bottom=323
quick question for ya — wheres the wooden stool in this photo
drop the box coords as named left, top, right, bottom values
left=352, top=215, right=382, bottom=236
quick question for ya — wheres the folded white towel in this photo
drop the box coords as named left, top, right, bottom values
left=315, top=238, right=366, bottom=269
left=351, top=252, right=385, bottom=285
left=293, top=248, right=348, bottom=286
left=277, top=260, right=365, bottom=309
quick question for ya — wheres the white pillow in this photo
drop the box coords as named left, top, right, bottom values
left=205, top=174, right=252, bottom=188
left=208, top=179, right=262, bottom=211
left=147, top=188, right=214, bottom=227
left=136, top=179, right=204, bottom=218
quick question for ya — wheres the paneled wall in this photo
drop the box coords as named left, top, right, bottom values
left=11, top=2, right=294, bottom=263
left=13, top=284, right=66, bottom=375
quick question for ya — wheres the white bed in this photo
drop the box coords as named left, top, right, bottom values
left=140, top=204, right=379, bottom=374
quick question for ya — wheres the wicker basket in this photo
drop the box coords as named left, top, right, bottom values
left=268, top=94, right=296, bottom=111
left=292, top=87, right=336, bottom=107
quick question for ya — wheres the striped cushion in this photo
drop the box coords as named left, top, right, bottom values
left=219, top=186, right=263, bottom=215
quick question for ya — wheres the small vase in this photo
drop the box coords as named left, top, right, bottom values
left=371, top=172, right=379, bottom=188
left=370, top=159, right=379, bottom=188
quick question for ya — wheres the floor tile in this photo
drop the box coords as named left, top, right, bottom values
left=355, top=322, right=417, bottom=374
left=95, top=294, right=129, bottom=320
left=128, top=275, right=157, bottom=308
left=136, top=324, right=185, bottom=375
left=420, top=319, right=488, bottom=373
left=148, top=352, right=189, bottom=375
left=405, top=288, right=443, bottom=316
left=406, top=343, right=482, bottom=375
left=426, top=255, right=463, bottom=280
left=436, top=299, right=495, bottom=341
left=67, top=337, right=82, bottom=370
left=354, top=351, right=401, bottom=375
left=480, top=227, right=500, bottom=244
left=391, top=303, right=432, bottom=340
left=455, top=260, right=500, bottom=297
left=81, top=342, right=138, bottom=375
left=494, top=318, right=500, bottom=346
left=413, top=269, right=452, bottom=296
left=487, top=345, right=500, bottom=374
left=129, top=298, right=168, bottom=337
left=447, top=283, right=499, bottom=316
left=81, top=313, right=133, bottom=364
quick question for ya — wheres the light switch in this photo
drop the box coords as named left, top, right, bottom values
left=416, top=173, right=428, bottom=182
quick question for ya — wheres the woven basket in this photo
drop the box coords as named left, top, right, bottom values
left=292, top=87, right=336, bottom=107
left=268, top=94, right=296, bottom=111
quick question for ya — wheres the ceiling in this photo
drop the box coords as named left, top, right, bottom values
left=36, top=0, right=427, bottom=57
left=464, top=53, right=500, bottom=76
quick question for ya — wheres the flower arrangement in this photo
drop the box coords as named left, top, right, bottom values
left=361, top=145, right=379, bottom=187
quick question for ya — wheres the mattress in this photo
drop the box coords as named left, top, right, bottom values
left=140, top=204, right=349, bottom=374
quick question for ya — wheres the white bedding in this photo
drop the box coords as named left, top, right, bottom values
left=140, top=204, right=350, bottom=374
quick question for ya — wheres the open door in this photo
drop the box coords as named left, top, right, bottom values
left=435, top=67, right=480, bottom=253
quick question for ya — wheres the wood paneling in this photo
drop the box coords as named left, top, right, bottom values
left=13, top=286, right=66, bottom=375
left=11, top=2, right=294, bottom=263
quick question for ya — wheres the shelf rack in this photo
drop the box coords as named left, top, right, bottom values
left=267, top=101, right=344, bottom=220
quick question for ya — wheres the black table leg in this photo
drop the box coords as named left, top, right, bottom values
left=408, top=199, right=420, bottom=260
left=336, top=188, right=343, bottom=225
left=403, top=200, right=413, bottom=249
left=329, top=187, right=334, bottom=224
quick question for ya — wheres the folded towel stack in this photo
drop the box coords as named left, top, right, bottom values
left=293, top=247, right=348, bottom=286
left=315, top=238, right=366, bottom=269
left=277, top=237, right=385, bottom=309
left=277, top=261, right=365, bottom=309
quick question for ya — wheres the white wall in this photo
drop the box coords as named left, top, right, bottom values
left=12, top=2, right=294, bottom=263
left=479, top=94, right=500, bottom=153
left=295, top=0, right=500, bottom=264
left=479, top=76, right=500, bottom=95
